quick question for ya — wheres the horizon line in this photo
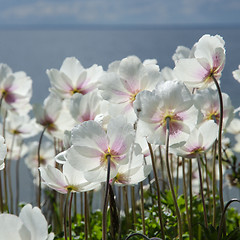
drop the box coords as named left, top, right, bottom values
left=0, top=23, right=240, bottom=30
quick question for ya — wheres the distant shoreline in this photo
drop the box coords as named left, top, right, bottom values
left=0, top=23, right=240, bottom=31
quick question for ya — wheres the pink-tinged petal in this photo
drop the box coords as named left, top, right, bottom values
left=107, top=117, right=134, bottom=155
left=99, top=72, right=131, bottom=103
left=63, top=161, right=88, bottom=186
left=19, top=204, right=49, bottom=240
left=156, top=80, right=193, bottom=112
left=66, top=146, right=102, bottom=172
left=134, top=90, right=162, bottom=122
left=60, top=57, right=84, bottom=82
left=174, top=58, right=211, bottom=88
left=108, top=102, right=137, bottom=125
left=71, top=120, right=108, bottom=152
left=39, top=165, right=68, bottom=194
left=84, top=164, right=119, bottom=183
left=199, top=121, right=218, bottom=149
left=47, top=69, right=73, bottom=95
left=118, top=56, right=143, bottom=92
left=194, top=34, right=225, bottom=65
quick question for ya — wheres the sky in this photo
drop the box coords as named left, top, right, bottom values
left=0, top=0, right=240, bottom=27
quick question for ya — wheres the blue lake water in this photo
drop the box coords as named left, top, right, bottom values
left=0, top=26, right=240, bottom=207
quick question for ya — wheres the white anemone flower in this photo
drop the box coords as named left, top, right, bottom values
left=0, top=63, right=32, bottom=115
left=134, top=80, right=200, bottom=146
left=233, top=134, right=240, bottom=152
left=70, top=91, right=109, bottom=125
left=170, top=121, right=218, bottom=158
left=226, top=118, right=240, bottom=135
left=0, top=204, right=54, bottom=240
left=232, top=65, right=240, bottom=83
left=6, top=111, right=40, bottom=139
left=0, top=136, right=7, bottom=170
left=174, top=34, right=225, bottom=89
left=99, top=55, right=161, bottom=123
left=47, top=57, right=103, bottom=99
left=25, top=141, right=55, bottom=180
left=193, top=88, right=234, bottom=129
left=113, top=146, right=152, bottom=186
left=67, top=117, right=135, bottom=183
left=33, top=93, right=76, bottom=139
left=39, top=161, right=100, bottom=194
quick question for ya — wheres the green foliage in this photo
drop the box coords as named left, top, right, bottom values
left=53, top=189, right=240, bottom=240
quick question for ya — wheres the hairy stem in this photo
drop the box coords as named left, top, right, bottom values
left=37, top=127, right=47, bottom=208
left=212, top=75, right=225, bottom=232
left=140, top=181, right=146, bottom=235
left=197, top=154, right=208, bottom=228
left=64, top=190, right=71, bottom=240
left=165, top=117, right=183, bottom=240
left=68, top=192, right=74, bottom=240
left=182, top=158, right=192, bottom=240
left=147, top=142, right=165, bottom=240
left=102, top=155, right=111, bottom=240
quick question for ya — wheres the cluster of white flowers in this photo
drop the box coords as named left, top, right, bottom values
left=1, top=33, right=240, bottom=238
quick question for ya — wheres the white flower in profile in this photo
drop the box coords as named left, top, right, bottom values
left=33, top=93, right=75, bottom=139
left=70, top=91, right=109, bottom=124
left=99, top=55, right=161, bottom=123
left=6, top=111, right=40, bottom=139
left=170, top=121, right=218, bottom=158
left=39, top=161, right=100, bottom=194
left=193, top=88, right=234, bottom=129
left=25, top=141, right=55, bottom=179
left=67, top=117, right=135, bottom=183
left=226, top=118, right=240, bottom=135
left=0, top=204, right=54, bottom=240
left=232, top=65, right=240, bottom=83
left=113, top=146, right=152, bottom=185
left=134, top=80, right=200, bottom=146
left=0, top=136, right=7, bottom=170
left=233, top=134, right=240, bottom=152
left=174, top=34, right=225, bottom=89
left=47, top=57, right=103, bottom=99
left=0, top=63, right=32, bottom=115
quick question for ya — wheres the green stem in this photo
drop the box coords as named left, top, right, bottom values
left=204, top=153, right=211, bottom=217
left=84, top=192, right=88, bottom=240
left=147, top=142, right=165, bottom=240
left=102, top=155, right=111, bottom=240
left=2, top=111, right=8, bottom=212
left=37, top=127, right=47, bottom=208
left=69, top=192, right=74, bottom=240
left=125, top=232, right=162, bottom=240
left=217, top=199, right=240, bottom=240
left=197, top=154, right=208, bottom=228
left=15, top=141, right=23, bottom=215
left=182, top=158, right=193, bottom=240
left=131, top=186, right=136, bottom=229
left=123, top=186, right=130, bottom=230
left=165, top=117, right=183, bottom=240
left=0, top=172, right=3, bottom=212
left=189, top=159, right=193, bottom=236
left=212, top=75, right=225, bottom=232
left=64, top=189, right=71, bottom=240
left=212, top=141, right=217, bottom=227
left=7, top=134, right=15, bottom=213
left=140, top=181, right=146, bottom=235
